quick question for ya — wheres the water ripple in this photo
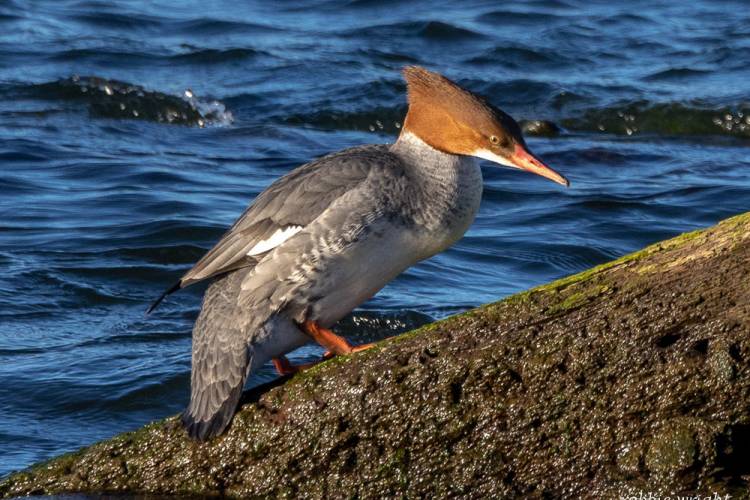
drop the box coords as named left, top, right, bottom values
left=2, top=0, right=750, bottom=480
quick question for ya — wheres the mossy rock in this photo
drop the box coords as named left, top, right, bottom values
left=3, top=212, right=750, bottom=499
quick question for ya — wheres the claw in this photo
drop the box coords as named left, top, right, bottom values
left=272, top=353, right=334, bottom=376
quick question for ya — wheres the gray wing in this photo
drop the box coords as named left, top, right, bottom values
left=147, top=145, right=391, bottom=313
left=178, top=145, right=408, bottom=440
left=183, top=144, right=393, bottom=285
left=181, top=267, right=254, bottom=440
left=236, top=159, right=412, bottom=326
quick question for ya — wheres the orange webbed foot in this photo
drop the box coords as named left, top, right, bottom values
left=272, top=355, right=325, bottom=376
left=351, top=342, right=375, bottom=352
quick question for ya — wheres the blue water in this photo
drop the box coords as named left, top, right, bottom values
left=1, top=0, right=749, bottom=478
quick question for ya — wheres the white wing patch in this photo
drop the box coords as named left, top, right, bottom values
left=246, top=225, right=302, bottom=256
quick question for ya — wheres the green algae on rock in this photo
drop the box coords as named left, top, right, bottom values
left=3, top=212, right=750, bottom=499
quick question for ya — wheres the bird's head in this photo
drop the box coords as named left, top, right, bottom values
left=400, top=66, right=569, bottom=187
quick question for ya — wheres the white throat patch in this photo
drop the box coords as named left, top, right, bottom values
left=470, top=148, right=517, bottom=169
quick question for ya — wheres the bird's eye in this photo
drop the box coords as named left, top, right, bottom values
left=489, top=135, right=500, bottom=145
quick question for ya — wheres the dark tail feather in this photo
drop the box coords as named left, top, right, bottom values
left=146, top=280, right=182, bottom=315
left=181, top=382, right=244, bottom=441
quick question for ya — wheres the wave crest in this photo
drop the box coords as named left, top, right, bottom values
left=31, top=76, right=233, bottom=127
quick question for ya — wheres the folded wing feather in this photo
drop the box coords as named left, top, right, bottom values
left=148, top=145, right=396, bottom=312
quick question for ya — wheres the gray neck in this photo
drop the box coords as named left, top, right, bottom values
left=390, top=131, right=470, bottom=177
left=389, top=131, right=483, bottom=232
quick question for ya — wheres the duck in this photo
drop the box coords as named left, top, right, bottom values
left=148, top=66, right=569, bottom=441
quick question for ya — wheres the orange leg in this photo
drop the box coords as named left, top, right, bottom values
left=273, top=322, right=376, bottom=376
left=301, top=320, right=375, bottom=355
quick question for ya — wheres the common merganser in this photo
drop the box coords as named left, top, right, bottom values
left=149, top=66, right=569, bottom=441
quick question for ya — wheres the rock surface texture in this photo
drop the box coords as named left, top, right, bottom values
left=2, top=212, right=750, bottom=499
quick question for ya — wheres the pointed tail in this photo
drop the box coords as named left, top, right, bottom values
left=146, top=280, right=182, bottom=314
